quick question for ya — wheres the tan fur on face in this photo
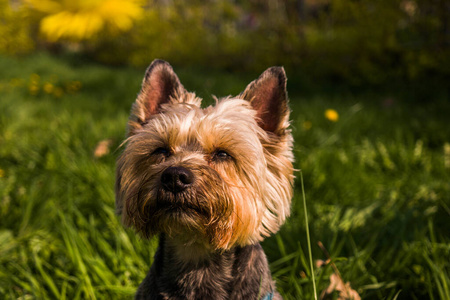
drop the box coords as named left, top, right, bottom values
left=116, top=60, right=294, bottom=251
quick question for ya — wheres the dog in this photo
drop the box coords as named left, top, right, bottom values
left=115, top=59, right=294, bottom=299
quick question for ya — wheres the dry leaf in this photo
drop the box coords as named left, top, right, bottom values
left=94, top=139, right=113, bottom=158
left=316, top=259, right=330, bottom=268
left=320, top=273, right=361, bottom=300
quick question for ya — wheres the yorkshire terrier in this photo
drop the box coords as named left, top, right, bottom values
left=116, top=60, right=294, bottom=299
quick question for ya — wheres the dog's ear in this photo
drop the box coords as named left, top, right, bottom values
left=128, top=59, right=186, bottom=135
left=240, top=67, right=289, bottom=136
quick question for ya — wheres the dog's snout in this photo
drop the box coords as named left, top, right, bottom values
left=161, top=166, right=194, bottom=193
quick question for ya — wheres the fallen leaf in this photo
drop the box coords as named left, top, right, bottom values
left=94, top=139, right=113, bottom=158
left=320, top=273, right=361, bottom=300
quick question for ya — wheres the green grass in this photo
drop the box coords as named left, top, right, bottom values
left=0, top=53, right=449, bottom=299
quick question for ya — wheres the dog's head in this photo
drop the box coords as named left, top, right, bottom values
left=116, top=60, right=294, bottom=250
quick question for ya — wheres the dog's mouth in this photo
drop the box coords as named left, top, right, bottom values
left=155, top=189, right=208, bottom=216
left=157, top=199, right=203, bottom=215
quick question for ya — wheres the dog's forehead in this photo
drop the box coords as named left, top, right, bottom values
left=159, top=98, right=255, bottom=128
left=151, top=98, right=261, bottom=152
left=198, top=98, right=258, bottom=134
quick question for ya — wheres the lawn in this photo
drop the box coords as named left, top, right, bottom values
left=0, top=53, right=449, bottom=299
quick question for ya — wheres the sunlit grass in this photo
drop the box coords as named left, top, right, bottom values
left=0, top=53, right=449, bottom=299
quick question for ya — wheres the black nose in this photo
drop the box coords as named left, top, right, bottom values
left=161, top=166, right=194, bottom=193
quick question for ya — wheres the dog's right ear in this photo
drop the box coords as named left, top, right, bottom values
left=128, top=59, right=185, bottom=136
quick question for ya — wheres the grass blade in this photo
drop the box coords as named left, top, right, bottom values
left=300, top=170, right=317, bottom=300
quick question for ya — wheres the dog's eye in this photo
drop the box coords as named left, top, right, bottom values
left=152, top=147, right=171, bottom=157
left=214, top=150, right=232, bottom=160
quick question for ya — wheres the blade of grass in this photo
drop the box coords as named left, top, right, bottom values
left=300, top=170, right=317, bottom=300
left=32, top=250, right=61, bottom=299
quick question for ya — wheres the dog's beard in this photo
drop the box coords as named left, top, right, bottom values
left=127, top=170, right=234, bottom=247
left=148, top=187, right=212, bottom=237
left=155, top=188, right=210, bottom=217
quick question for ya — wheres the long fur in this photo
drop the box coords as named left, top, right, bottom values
left=115, top=60, right=294, bottom=299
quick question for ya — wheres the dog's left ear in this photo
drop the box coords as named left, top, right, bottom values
left=128, top=59, right=186, bottom=135
left=240, top=67, right=289, bottom=136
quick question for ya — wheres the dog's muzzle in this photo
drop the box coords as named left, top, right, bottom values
left=161, top=166, right=194, bottom=193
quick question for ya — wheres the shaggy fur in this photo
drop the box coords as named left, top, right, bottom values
left=116, top=59, right=294, bottom=299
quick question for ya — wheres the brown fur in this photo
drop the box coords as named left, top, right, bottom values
left=115, top=60, right=294, bottom=299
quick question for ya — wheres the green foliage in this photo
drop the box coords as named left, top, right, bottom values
left=2, top=0, right=450, bottom=83
left=0, top=53, right=449, bottom=299
left=0, top=0, right=34, bottom=55
left=303, top=0, right=450, bottom=83
left=267, top=94, right=450, bottom=299
left=80, top=0, right=450, bottom=83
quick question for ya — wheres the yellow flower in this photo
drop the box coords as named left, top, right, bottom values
left=0, top=169, right=4, bottom=178
left=29, top=84, right=39, bottom=95
left=28, top=0, right=144, bottom=41
left=325, top=109, right=339, bottom=122
left=303, top=121, right=312, bottom=130
left=43, top=82, right=54, bottom=93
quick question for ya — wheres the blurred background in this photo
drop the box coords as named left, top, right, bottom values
left=2, top=0, right=450, bottom=85
left=0, top=0, right=449, bottom=299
